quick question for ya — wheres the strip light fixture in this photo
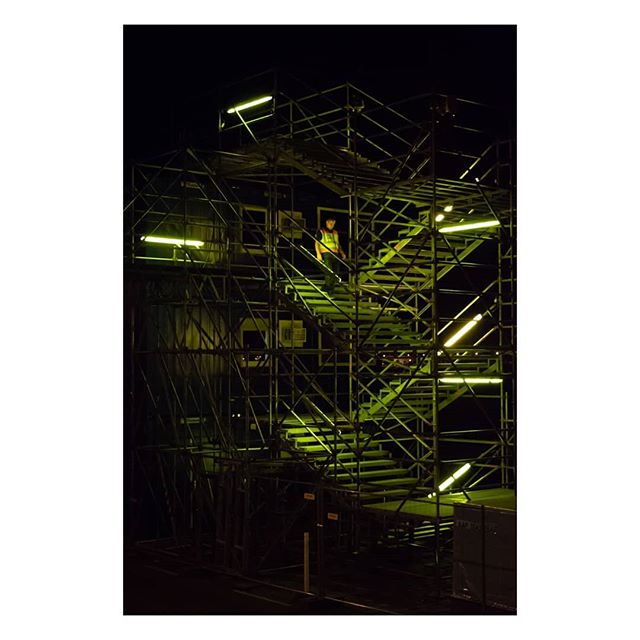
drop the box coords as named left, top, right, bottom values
left=443, top=313, right=482, bottom=347
left=428, top=463, right=472, bottom=497
left=226, top=95, right=273, bottom=114
left=440, top=220, right=500, bottom=233
left=141, top=235, right=204, bottom=248
left=439, top=377, right=502, bottom=384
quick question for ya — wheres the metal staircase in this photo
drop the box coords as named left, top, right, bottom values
left=211, top=90, right=511, bottom=507
left=276, top=220, right=499, bottom=503
left=279, top=414, right=425, bottom=503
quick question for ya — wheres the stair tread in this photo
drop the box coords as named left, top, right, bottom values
left=335, top=468, right=409, bottom=480
left=332, top=459, right=396, bottom=470
left=309, top=449, right=391, bottom=460
left=297, top=442, right=355, bottom=451
left=343, top=477, right=419, bottom=489
left=284, top=427, right=354, bottom=435
left=288, top=434, right=358, bottom=443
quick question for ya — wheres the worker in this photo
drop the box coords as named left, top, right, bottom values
left=315, top=217, right=346, bottom=293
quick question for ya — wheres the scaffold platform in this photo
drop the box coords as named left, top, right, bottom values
left=363, top=488, right=515, bottom=522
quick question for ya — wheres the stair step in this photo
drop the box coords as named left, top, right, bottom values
left=288, top=433, right=357, bottom=444
left=360, top=488, right=427, bottom=502
left=335, top=468, right=409, bottom=481
left=311, top=449, right=391, bottom=461
left=333, top=459, right=396, bottom=470
left=280, top=415, right=352, bottom=426
left=283, top=426, right=353, bottom=435
left=295, top=442, right=356, bottom=453
left=343, top=477, right=418, bottom=490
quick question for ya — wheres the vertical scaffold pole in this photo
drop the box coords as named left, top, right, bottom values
left=430, top=97, right=441, bottom=598
left=303, top=531, right=310, bottom=592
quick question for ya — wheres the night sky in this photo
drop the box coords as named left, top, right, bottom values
left=124, top=25, right=515, bottom=160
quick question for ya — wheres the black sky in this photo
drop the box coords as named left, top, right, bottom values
left=124, top=25, right=515, bottom=160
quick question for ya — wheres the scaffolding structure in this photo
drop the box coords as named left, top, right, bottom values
left=124, top=70, right=516, bottom=599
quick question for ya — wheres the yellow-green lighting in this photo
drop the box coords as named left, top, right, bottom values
left=141, top=235, right=204, bottom=248
left=443, top=204, right=453, bottom=213
left=438, top=476, right=454, bottom=491
left=436, top=462, right=472, bottom=493
left=435, top=213, right=445, bottom=222
left=439, top=377, right=502, bottom=384
left=226, top=95, right=272, bottom=114
left=453, top=462, right=471, bottom=479
left=443, top=314, right=481, bottom=347
left=440, top=220, right=500, bottom=233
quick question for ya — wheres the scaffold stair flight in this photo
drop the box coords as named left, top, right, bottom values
left=279, top=414, right=429, bottom=503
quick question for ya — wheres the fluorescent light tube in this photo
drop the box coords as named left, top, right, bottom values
left=443, top=314, right=481, bottom=347
left=439, top=377, right=502, bottom=384
left=440, top=220, right=500, bottom=233
left=452, top=462, right=471, bottom=479
left=141, top=235, right=204, bottom=248
left=226, top=95, right=272, bottom=114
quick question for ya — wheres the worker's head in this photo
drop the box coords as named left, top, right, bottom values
left=325, top=218, right=336, bottom=230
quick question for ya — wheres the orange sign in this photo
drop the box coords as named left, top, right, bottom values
left=304, top=492, right=315, bottom=501
left=327, top=512, right=339, bottom=521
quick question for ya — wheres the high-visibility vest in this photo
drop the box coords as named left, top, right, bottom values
left=317, top=228, right=340, bottom=253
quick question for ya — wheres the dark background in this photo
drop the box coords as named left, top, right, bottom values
left=124, top=25, right=516, bottom=160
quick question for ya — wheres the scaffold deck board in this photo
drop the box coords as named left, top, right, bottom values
left=363, top=488, right=515, bottom=522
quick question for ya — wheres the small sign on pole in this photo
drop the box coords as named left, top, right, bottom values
left=327, top=512, right=339, bottom=521
left=304, top=492, right=315, bottom=501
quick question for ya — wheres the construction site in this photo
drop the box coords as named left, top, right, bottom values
left=124, top=66, right=516, bottom=614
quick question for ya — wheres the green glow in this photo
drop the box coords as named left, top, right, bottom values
left=438, top=476, right=454, bottom=491
left=453, top=462, right=471, bottom=479
left=141, top=235, right=204, bottom=248
left=443, top=314, right=481, bottom=347
left=439, top=377, right=502, bottom=384
left=435, top=213, right=445, bottom=222
left=443, top=204, right=453, bottom=212
left=226, top=95, right=273, bottom=114
left=436, top=463, right=471, bottom=493
left=440, top=220, right=500, bottom=233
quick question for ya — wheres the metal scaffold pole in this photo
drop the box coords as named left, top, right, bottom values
left=429, top=97, right=441, bottom=597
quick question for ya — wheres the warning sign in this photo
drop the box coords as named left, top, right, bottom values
left=304, top=492, right=316, bottom=501
left=327, top=512, right=339, bottom=521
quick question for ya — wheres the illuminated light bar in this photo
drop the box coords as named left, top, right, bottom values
left=438, top=476, right=454, bottom=491
left=443, top=204, right=453, bottom=213
left=439, top=377, right=502, bottom=384
left=435, top=213, right=445, bottom=222
left=226, top=95, right=272, bottom=114
left=443, top=314, right=482, bottom=347
left=435, top=463, right=472, bottom=494
left=439, top=220, right=500, bottom=233
left=141, top=235, right=204, bottom=248
left=453, top=462, right=471, bottom=479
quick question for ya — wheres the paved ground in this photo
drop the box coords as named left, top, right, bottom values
left=124, top=546, right=514, bottom=615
